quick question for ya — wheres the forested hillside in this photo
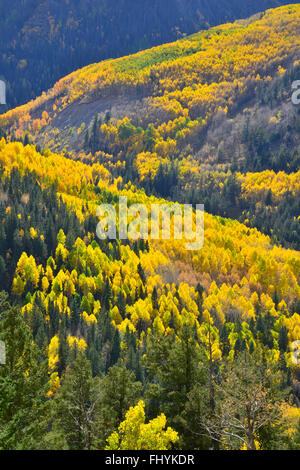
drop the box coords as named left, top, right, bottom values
left=1, top=5, right=300, bottom=248
left=0, top=0, right=298, bottom=109
left=1, top=137, right=300, bottom=449
left=1, top=4, right=300, bottom=451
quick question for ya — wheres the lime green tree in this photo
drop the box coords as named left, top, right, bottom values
left=106, top=400, right=178, bottom=450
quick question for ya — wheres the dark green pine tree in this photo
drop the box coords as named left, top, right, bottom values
left=196, top=282, right=204, bottom=315
left=117, top=290, right=126, bottom=319
left=35, top=321, right=49, bottom=353
left=0, top=292, right=49, bottom=449
left=84, top=129, right=89, bottom=150
left=151, top=287, right=159, bottom=310
left=137, top=262, right=146, bottom=285
left=89, top=114, right=101, bottom=154
left=249, top=340, right=255, bottom=354
left=50, top=353, right=100, bottom=450
left=103, top=278, right=112, bottom=311
left=144, top=322, right=206, bottom=436
left=57, top=317, right=69, bottom=376
left=48, top=300, right=59, bottom=337
left=272, top=289, right=279, bottom=308
left=110, top=329, right=121, bottom=367
left=70, top=294, right=81, bottom=335
left=102, top=312, right=114, bottom=345
left=278, top=325, right=289, bottom=353
left=86, top=324, right=104, bottom=377
left=220, top=324, right=230, bottom=356
left=265, top=189, right=273, bottom=206
left=234, top=337, right=242, bottom=358
left=23, top=133, right=30, bottom=146
left=94, top=365, right=142, bottom=448
left=249, top=317, right=256, bottom=334
left=241, top=338, right=247, bottom=352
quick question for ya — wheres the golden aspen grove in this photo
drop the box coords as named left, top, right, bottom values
left=0, top=1, right=300, bottom=452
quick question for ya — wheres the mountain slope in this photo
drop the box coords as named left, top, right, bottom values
left=2, top=5, right=300, bottom=449
left=1, top=5, right=299, bottom=160
left=1, top=5, right=300, bottom=250
left=0, top=0, right=298, bottom=110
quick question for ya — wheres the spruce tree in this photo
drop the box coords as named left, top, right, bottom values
left=110, top=329, right=121, bottom=367
left=0, top=292, right=49, bottom=449
left=137, top=262, right=146, bottom=285
left=95, top=365, right=142, bottom=448
left=50, top=353, right=100, bottom=450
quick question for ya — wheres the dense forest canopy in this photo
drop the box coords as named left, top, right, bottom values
left=0, top=0, right=298, bottom=110
left=1, top=5, right=300, bottom=250
left=0, top=3, right=300, bottom=451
